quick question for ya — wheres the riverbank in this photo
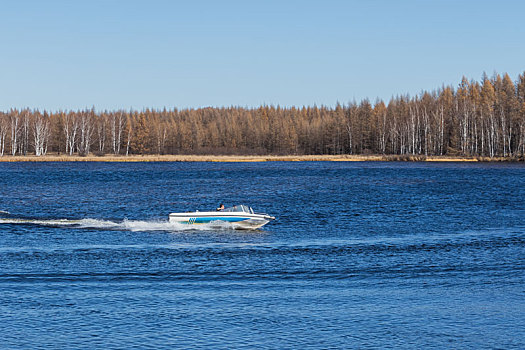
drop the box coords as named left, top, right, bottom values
left=0, top=154, right=522, bottom=162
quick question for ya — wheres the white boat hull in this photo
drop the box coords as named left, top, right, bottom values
left=168, top=211, right=275, bottom=230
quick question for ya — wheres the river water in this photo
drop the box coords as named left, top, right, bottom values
left=0, top=162, right=523, bottom=349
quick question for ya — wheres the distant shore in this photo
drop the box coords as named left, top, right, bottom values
left=0, top=154, right=522, bottom=162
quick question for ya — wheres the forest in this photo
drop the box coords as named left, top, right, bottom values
left=1, top=72, right=524, bottom=158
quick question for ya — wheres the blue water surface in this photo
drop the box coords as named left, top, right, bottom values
left=0, top=161, right=524, bottom=349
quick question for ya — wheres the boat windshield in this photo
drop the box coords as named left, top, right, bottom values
left=223, top=205, right=254, bottom=214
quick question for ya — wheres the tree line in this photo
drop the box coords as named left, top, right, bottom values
left=1, top=72, right=524, bottom=158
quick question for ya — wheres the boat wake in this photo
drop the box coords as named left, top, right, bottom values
left=0, top=217, right=237, bottom=232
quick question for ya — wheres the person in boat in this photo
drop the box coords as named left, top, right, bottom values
left=216, top=204, right=225, bottom=211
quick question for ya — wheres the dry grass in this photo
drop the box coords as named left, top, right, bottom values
left=0, top=154, right=370, bottom=162
left=0, top=154, right=522, bottom=162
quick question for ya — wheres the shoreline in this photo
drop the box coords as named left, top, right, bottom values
left=0, top=154, right=522, bottom=162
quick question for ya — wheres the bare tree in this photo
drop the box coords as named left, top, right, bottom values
left=125, top=114, right=132, bottom=156
left=32, top=112, right=50, bottom=156
left=0, top=113, right=8, bottom=156
left=96, top=114, right=107, bottom=153
left=156, top=121, right=168, bottom=154
left=63, top=112, right=79, bottom=155
left=10, top=110, right=21, bottom=156
left=78, top=110, right=95, bottom=156
left=20, top=110, right=30, bottom=155
left=110, top=112, right=124, bottom=155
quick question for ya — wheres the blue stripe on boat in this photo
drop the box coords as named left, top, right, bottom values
left=193, top=217, right=249, bottom=224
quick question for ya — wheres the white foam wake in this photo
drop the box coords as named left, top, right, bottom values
left=0, top=217, right=236, bottom=232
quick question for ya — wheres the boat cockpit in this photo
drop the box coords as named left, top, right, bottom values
left=222, top=205, right=254, bottom=214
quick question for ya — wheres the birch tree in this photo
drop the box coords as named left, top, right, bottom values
left=96, top=113, right=107, bottom=153
left=10, top=110, right=21, bottom=156
left=63, top=112, right=79, bottom=155
left=0, top=113, right=8, bottom=156
left=125, top=114, right=133, bottom=156
left=32, top=112, right=50, bottom=156
left=110, top=112, right=124, bottom=155
left=20, top=110, right=30, bottom=155
left=78, top=110, right=95, bottom=156
left=481, top=79, right=496, bottom=157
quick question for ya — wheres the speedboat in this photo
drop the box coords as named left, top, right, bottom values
left=169, top=204, right=275, bottom=230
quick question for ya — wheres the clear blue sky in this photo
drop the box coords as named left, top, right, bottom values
left=1, top=0, right=524, bottom=111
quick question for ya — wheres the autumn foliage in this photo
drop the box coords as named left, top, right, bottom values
left=1, top=72, right=525, bottom=158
